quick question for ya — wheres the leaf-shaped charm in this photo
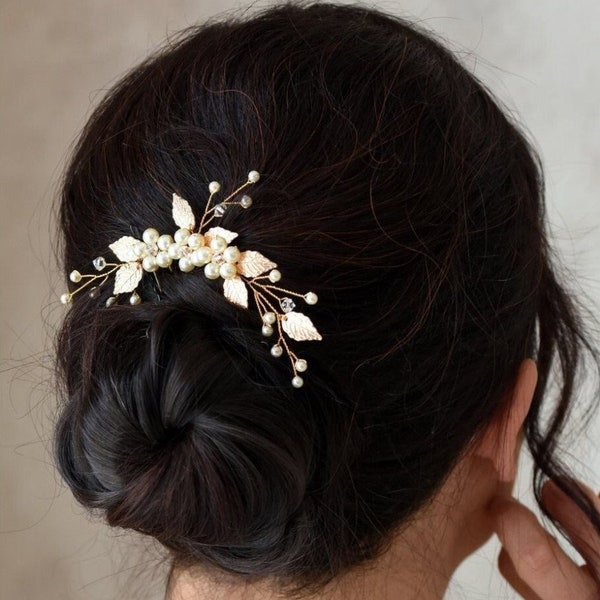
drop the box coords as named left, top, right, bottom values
left=223, top=277, right=249, bottom=308
left=109, top=236, right=142, bottom=262
left=113, top=262, right=143, bottom=294
left=281, top=312, right=322, bottom=341
left=172, top=193, right=196, bottom=230
left=237, top=251, right=277, bottom=278
left=205, top=226, right=238, bottom=244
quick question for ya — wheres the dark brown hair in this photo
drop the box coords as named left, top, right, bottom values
left=53, top=1, right=600, bottom=597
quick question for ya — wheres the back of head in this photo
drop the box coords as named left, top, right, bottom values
left=53, top=1, right=599, bottom=597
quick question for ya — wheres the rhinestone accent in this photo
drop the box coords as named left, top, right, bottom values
left=93, top=256, right=107, bottom=271
left=214, top=203, right=227, bottom=217
left=212, top=252, right=226, bottom=265
left=280, top=297, right=296, bottom=313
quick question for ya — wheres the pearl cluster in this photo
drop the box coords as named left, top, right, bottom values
left=60, top=169, right=323, bottom=387
left=136, top=227, right=243, bottom=279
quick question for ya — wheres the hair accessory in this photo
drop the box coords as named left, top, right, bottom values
left=60, top=171, right=322, bottom=387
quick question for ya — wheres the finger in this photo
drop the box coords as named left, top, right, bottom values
left=542, top=479, right=600, bottom=579
left=498, top=547, right=543, bottom=600
left=489, top=495, right=598, bottom=600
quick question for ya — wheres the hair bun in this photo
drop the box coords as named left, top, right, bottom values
left=55, top=303, right=317, bottom=563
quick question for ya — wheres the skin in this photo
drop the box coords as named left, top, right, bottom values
left=169, top=359, right=600, bottom=599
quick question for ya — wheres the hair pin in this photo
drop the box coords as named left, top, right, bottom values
left=60, top=170, right=322, bottom=387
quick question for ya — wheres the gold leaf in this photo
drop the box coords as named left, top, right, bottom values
left=205, top=226, right=238, bottom=244
left=223, top=277, right=249, bottom=308
left=109, top=236, right=142, bottom=262
left=237, top=251, right=277, bottom=278
left=281, top=312, right=322, bottom=341
left=113, top=262, right=143, bottom=294
left=172, top=193, right=196, bottom=230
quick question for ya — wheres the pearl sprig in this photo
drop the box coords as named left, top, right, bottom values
left=60, top=170, right=322, bottom=387
left=250, top=284, right=319, bottom=388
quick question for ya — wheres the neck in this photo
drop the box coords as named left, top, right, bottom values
left=168, top=455, right=502, bottom=600
left=168, top=539, right=453, bottom=600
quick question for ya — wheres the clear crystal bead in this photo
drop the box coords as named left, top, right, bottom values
left=93, top=256, right=107, bottom=271
left=280, top=297, right=296, bottom=313
left=214, top=203, right=227, bottom=217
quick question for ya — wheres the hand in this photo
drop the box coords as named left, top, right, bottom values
left=488, top=479, right=600, bottom=599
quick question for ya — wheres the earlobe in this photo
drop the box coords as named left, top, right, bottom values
left=473, top=358, right=538, bottom=482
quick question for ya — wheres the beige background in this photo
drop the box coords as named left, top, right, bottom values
left=1, top=1, right=599, bottom=598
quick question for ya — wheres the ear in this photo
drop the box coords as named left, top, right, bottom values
left=472, top=358, right=538, bottom=482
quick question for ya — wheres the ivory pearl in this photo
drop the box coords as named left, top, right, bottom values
left=174, top=228, right=191, bottom=244
left=261, top=324, right=274, bottom=336
left=268, top=269, right=281, bottom=283
left=142, top=256, right=159, bottom=272
left=270, top=344, right=283, bottom=357
left=210, top=236, right=227, bottom=251
left=219, top=263, right=237, bottom=279
left=157, top=234, right=173, bottom=251
left=248, top=170, right=260, bottom=183
left=69, top=270, right=82, bottom=283
left=295, top=359, right=308, bottom=372
left=304, top=292, right=318, bottom=305
left=60, top=293, right=71, bottom=305
left=209, top=181, right=221, bottom=193
left=134, top=242, right=148, bottom=258
left=240, top=195, right=253, bottom=209
left=143, top=228, right=160, bottom=244
left=130, top=292, right=141, bottom=305
left=262, top=312, right=276, bottom=325
left=204, top=262, right=220, bottom=279
left=179, top=257, right=194, bottom=272
left=292, top=376, right=304, bottom=388
left=187, top=233, right=204, bottom=249
left=191, top=247, right=213, bottom=266
left=168, top=244, right=183, bottom=259
left=223, top=246, right=240, bottom=263
left=156, top=251, right=172, bottom=268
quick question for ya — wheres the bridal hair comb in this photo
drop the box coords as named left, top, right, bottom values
left=60, top=170, right=322, bottom=388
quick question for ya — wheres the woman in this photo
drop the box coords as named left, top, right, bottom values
left=53, top=2, right=600, bottom=598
